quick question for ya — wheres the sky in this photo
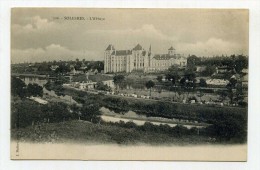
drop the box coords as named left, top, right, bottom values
left=11, top=8, right=249, bottom=63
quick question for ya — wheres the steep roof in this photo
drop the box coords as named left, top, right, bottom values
left=111, top=50, right=132, bottom=56
left=133, top=44, right=143, bottom=51
left=168, top=46, right=175, bottom=50
left=153, top=54, right=172, bottom=60
left=153, top=54, right=182, bottom=60
left=105, top=44, right=115, bottom=51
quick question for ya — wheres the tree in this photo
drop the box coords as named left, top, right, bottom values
left=96, top=81, right=110, bottom=91
left=11, top=77, right=27, bottom=98
left=165, top=67, right=180, bottom=98
left=27, top=83, right=43, bottom=97
left=199, top=78, right=207, bottom=88
left=145, top=80, right=155, bottom=96
left=165, top=72, right=179, bottom=86
left=218, top=90, right=228, bottom=101
left=55, top=63, right=70, bottom=74
left=92, top=61, right=104, bottom=73
left=207, top=117, right=246, bottom=142
left=48, top=102, right=71, bottom=122
left=11, top=99, right=43, bottom=128
left=202, top=65, right=216, bottom=76
left=187, top=55, right=200, bottom=71
left=44, top=77, right=67, bottom=96
left=74, top=60, right=82, bottom=70
left=113, top=75, right=125, bottom=91
left=234, top=55, right=248, bottom=73
left=235, top=81, right=244, bottom=103
left=184, top=70, right=196, bottom=81
left=81, top=103, right=101, bottom=123
left=70, top=103, right=81, bottom=120
left=157, top=87, right=162, bottom=98
left=168, top=73, right=180, bottom=96
left=156, top=75, right=163, bottom=83
left=226, top=77, right=237, bottom=104
left=38, top=64, right=51, bottom=73
left=198, top=78, right=207, bottom=101
left=180, top=71, right=197, bottom=99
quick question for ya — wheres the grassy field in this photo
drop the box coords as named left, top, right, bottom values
left=11, top=120, right=213, bottom=145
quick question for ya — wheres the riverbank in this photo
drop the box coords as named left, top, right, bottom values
left=101, top=107, right=210, bottom=129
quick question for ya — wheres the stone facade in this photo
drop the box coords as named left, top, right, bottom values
left=104, top=44, right=186, bottom=73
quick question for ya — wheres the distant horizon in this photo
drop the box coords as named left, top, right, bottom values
left=11, top=53, right=248, bottom=65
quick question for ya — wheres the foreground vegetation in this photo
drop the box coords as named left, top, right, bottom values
left=11, top=120, right=220, bottom=145
left=11, top=90, right=247, bottom=144
left=11, top=76, right=248, bottom=144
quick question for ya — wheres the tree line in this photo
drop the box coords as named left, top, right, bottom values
left=11, top=96, right=101, bottom=129
left=12, top=60, right=104, bottom=75
left=11, top=77, right=43, bottom=98
left=187, top=54, right=248, bottom=74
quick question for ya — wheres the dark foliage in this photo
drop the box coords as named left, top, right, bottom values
left=96, top=81, right=110, bottom=91
left=11, top=77, right=27, bottom=98
left=11, top=77, right=43, bottom=97
left=27, top=83, right=43, bottom=97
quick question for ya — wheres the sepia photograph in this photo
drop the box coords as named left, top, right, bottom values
left=10, top=8, right=248, bottom=161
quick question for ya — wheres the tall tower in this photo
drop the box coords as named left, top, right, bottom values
left=104, top=44, right=115, bottom=73
left=148, top=44, right=152, bottom=68
left=148, top=44, right=151, bottom=55
left=168, top=46, right=175, bottom=56
left=132, top=44, right=143, bottom=70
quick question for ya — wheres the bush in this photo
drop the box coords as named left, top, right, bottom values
left=171, top=125, right=189, bottom=137
left=81, top=103, right=101, bottom=122
left=11, top=98, right=73, bottom=128
left=188, top=96, right=198, bottom=102
left=11, top=99, right=42, bottom=128
left=238, top=101, right=248, bottom=107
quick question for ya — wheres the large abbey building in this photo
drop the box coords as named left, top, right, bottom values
left=104, top=44, right=186, bottom=73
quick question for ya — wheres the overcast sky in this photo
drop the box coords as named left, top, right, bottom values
left=11, top=8, right=248, bottom=63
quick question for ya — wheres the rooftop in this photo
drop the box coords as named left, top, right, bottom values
left=168, top=46, right=175, bottom=50
left=105, top=44, right=115, bottom=51
left=111, top=50, right=132, bottom=56
left=153, top=54, right=183, bottom=60
left=133, top=44, right=143, bottom=51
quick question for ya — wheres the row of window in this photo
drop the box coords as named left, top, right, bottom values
left=106, top=68, right=127, bottom=72
left=151, top=62, right=185, bottom=66
left=106, top=56, right=127, bottom=60
left=134, top=63, right=145, bottom=67
left=105, top=56, right=146, bottom=61
left=133, top=59, right=145, bottom=62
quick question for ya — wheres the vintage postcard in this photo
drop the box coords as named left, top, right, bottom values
left=11, top=8, right=248, bottom=161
